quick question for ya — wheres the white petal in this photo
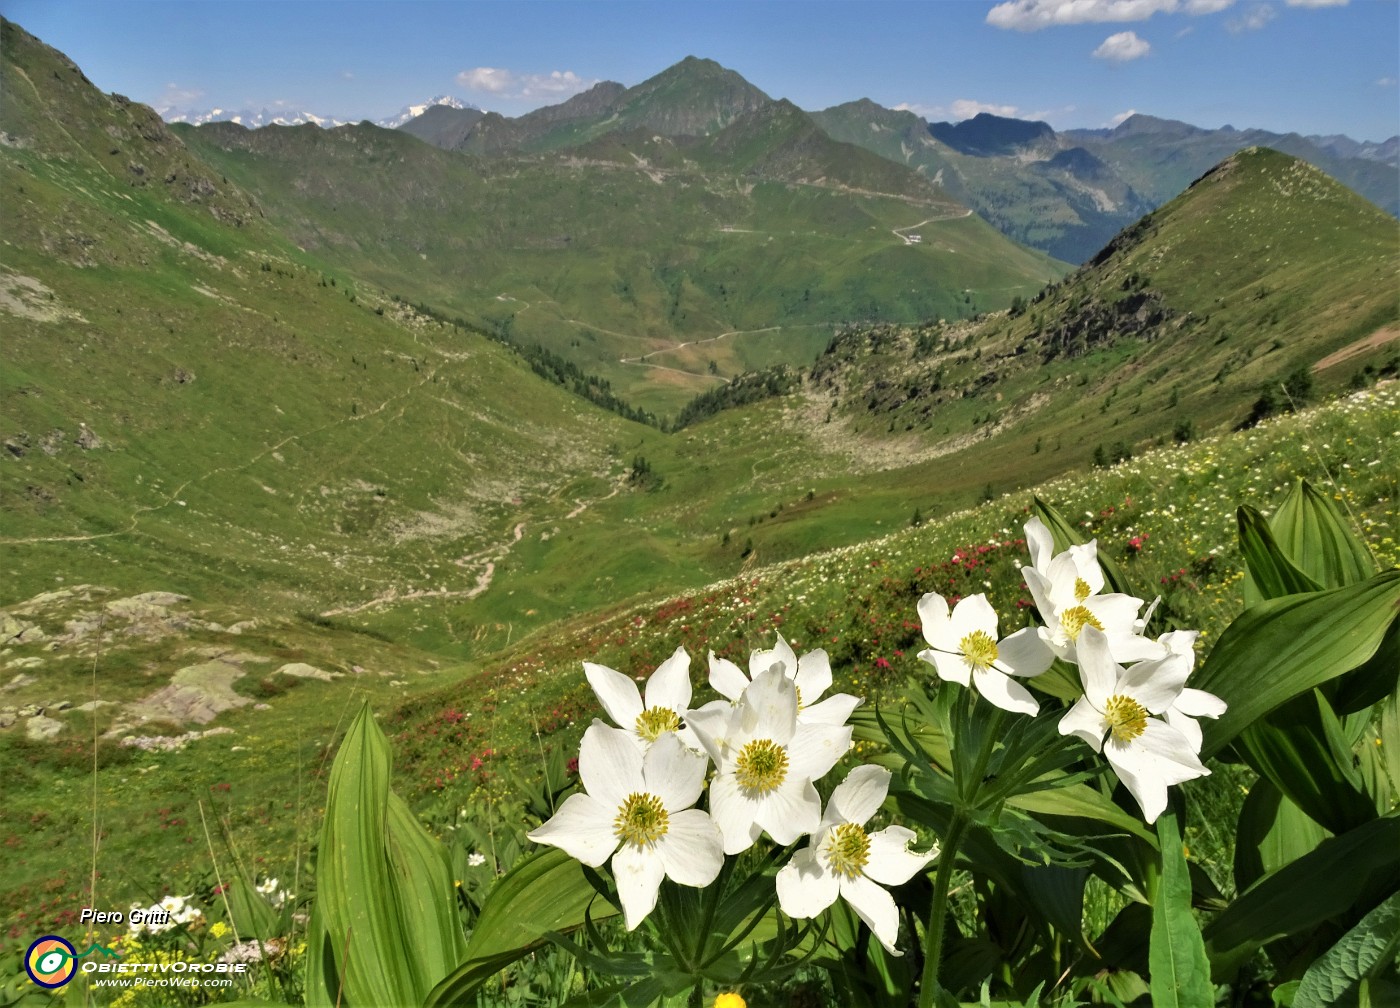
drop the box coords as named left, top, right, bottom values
left=864, top=825, right=936, bottom=887
left=584, top=662, right=643, bottom=731
left=785, top=721, right=853, bottom=782
left=707, top=653, right=750, bottom=701
left=826, top=765, right=890, bottom=827
left=578, top=721, right=643, bottom=810
left=737, top=666, right=798, bottom=747
left=1058, top=696, right=1106, bottom=753
left=644, top=645, right=693, bottom=713
left=1158, top=630, right=1200, bottom=668
left=1024, top=517, right=1054, bottom=572
left=656, top=809, right=723, bottom=888
left=643, top=732, right=708, bottom=811
left=920, top=648, right=971, bottom=686
left=1106, top=720, right=1209, bottom=823
left=971, top=666, right=1040, bottom=716
left=1163, top=708, right=1203, bottom=754
left=1118, top=652, right=1190, bottom=714
left=1021, top=568, right=1057, bottom=624
left=917, top=592, right=953, bottom=648
left=1069, top=542, right=1105, bottom=597
left=840, top=873, right=904, bottom=956
left=997, top=626, right=1054, bottom=677
left=777, top=847, right=840, bottom=919
left=683, top=700, right=731, bottom=765
left=800, top=692, right=863, bottom=726
left=750, top=633, right=796, bottom=679
left=1173, top=686, right=1227, bottom=720
left=755, top=777, right=822, bottom=845
left=794, top=648, right=833, bottom=703
left=526, top=793, right=618, bottom=867
left=1074, top=626, right=1121, bottom=709
left=709, top=773, right=764, bottom=855
left=1085, top=593, right=1146, bottom=637
left=612, top=842, right=666, bottom=931
left=949, top=594, right=999, bottom=643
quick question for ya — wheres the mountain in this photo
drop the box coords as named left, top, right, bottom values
left=395, top=102, right=486, bottom=148
left=796, top=146, right=1398, bottom=488
left=158, top=95, right=473, bottom=131
left=812, top=102, right=1398, bottom=264
left=811, top=100, right=1153, bottom=264
left=176, top=95, right=1065, bottom=419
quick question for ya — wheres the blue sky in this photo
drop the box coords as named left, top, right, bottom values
left=4, top=0, right=1397, bottom=140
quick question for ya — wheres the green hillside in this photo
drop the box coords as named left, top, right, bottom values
left=175, top=101, right=1067, bottom=420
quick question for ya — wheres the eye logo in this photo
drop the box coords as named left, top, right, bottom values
left=25, top=936, right=77, bottom=988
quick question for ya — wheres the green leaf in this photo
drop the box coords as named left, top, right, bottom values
left=1204, top=815, right=1400, bottom=975
left=1149, top=811, right=1214, bottom=1008
left=305, top=703, right=467, bottom=1008
left=1032, top=497, right=1134, bottom=596
left=1270, top=479, right=1377, bottom=590
left=424, top=847, right=619, bottom=1006
left=223, top=875, right=280, bottom=942
left=1234, top=690, right=1377, bottom=834
left=1294, top=891, right=1400, bottom=1008
left=1232, top=779, right=1329, bottom=895
left=1240, top=505, right=1323, bottom=604
left=1192, top=571, right=1400, bottom=759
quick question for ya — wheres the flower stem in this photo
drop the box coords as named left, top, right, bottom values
left=918, top=811, right=968, bottom=1008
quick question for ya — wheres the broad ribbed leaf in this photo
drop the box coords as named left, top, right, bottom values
left=424, top=847, right=618, bottom=1006
left=1235, top=690, right=1377, bottom=834
left=1232, top=779, right=1328, bottom=895
left=224, top=875, right=280, bottom=942
left=1193, top=571, right=1400, bottom=759
left=1270, top=479, right=1377, bottom=590
left=1294, top=891, right=1400, bottom=1008
left=1149, top=812, right=1213, bottom=1008
left=1204, top=815, right=1400, bottom=974
left=1239, top=505, right=1322, bottom=604
left=305, top=704, right=466, bottom=1008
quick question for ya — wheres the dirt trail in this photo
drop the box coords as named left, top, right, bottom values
left=1312, top=325, right=1399, bottom=372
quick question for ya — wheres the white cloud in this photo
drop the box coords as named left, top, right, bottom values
left=987, top=0, right=1233, bottom=31
left=456, top=66, right=598, bottom=101
left=1377, top=77, right=1398, bottom=87
left=1227, top=3, right=1276, bottom=31
left=1110, top=108, right=1140, bottom=125
left=1094, top=30, right=1153, bottom=60
left=1285, top=0, right=1348, bottom=6
left=895, top=99, right=1023, bottom=120
left=156, top=82, right=206, bottom=111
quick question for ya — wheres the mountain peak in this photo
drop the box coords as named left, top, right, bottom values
left=927, top=113, right=1056, bottom=156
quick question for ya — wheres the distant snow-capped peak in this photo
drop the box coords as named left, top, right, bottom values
left=158, top=95, right=474, bottom=130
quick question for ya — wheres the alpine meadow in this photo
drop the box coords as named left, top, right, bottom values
left=2, top=13, right=1399, bottom=1008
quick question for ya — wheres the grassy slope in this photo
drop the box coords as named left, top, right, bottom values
left=175, top=113, right=1066, bottom=420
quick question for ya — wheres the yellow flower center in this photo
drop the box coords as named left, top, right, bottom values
left=734, top=738, right=789, bottom=794
left=613, top=792, right=669, bottom=847
left=824, top=822, right=871, bottom=879
left=714, top=994, right=747, bottom=1008
left=1074, top=577, right=1093, bottom=602
left=1060, top=605, right=1104, bottom=641
left=635, top=706, right=681, bottom=742
left=959, top=629, right=999, bottom=671
left=1104, top=694, right=1148, bottom=742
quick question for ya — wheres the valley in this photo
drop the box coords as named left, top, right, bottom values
left=1, top=15, right=1398, bottom=1004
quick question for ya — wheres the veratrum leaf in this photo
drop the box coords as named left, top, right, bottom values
left=224, top=875, right=279, bottom=942
left=1293, top=890, right=1400, bottom=1008
left=424, top=847, right=619, bottom=1007
left=1149, top=811, right=1214, bottom=1008
left=1232, top=779, right=1328, bottom=895
left=1239, top=505, right=1323, bottom=605
left=1270, top=478, right=1377, bottom=590
left=1204, top=815, right=1400, bottom=975
left=305, top=703, right=466, bottom=1008
left=1193, top=571, right=1400, bottom=760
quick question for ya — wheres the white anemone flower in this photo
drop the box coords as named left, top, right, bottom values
left=776, top=765, right=936, bottom=955
left=1157, top=629, right=1227, bottom=753
left=1021, top=518, right=1165, bottom=665
left=527, top=721, right=722, bottom=930
left=688, top=666, right=852, bottom=854
left=916, top=592, right=1053, bottom=715
left=1058, top=627, right=1211, bottom=823
left=707, top=633, right=862, bottom=726
left=584, top=645, right=699, bottom=752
